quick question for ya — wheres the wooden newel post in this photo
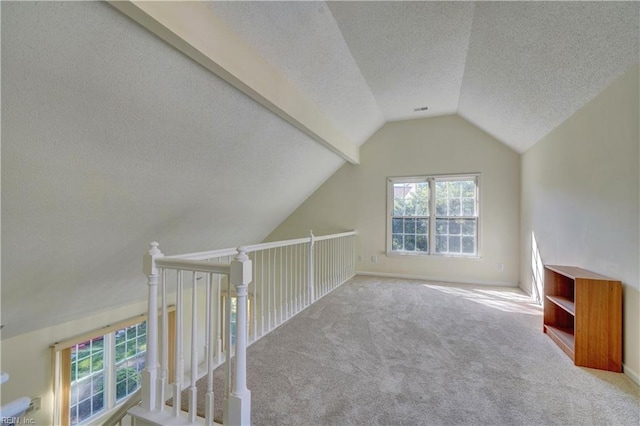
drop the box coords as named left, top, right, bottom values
left=225, top=247, right=252, bottom=426
left=142, top=242, right=163, bottom=410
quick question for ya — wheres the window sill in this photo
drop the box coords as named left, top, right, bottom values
left=386, top=251, right=481, bottom=260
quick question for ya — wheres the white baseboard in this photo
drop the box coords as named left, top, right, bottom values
left=623, top=363, right=640, bottom=387
left=355, top=271, right=518, bottom=287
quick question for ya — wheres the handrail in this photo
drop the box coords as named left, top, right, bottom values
left=165, top=247, right=239, bottom=261
left=102, top=389, right=142, bottom=426
left=155, top=258, right=232, bottom=274
left=161, top=230, right=357, bottom=261
left=313, top=230, right=357, bottom=242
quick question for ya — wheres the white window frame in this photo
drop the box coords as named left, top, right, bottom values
left=386, top=173, right=480, bottom=258
left=67, top=321, right=146, bottom=425
left=52, top=313, right=155, bottom=426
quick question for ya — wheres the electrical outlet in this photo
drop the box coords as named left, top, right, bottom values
left=371, top=255, right=378, bottom=264
left=357, top=255, right=363, bottom=262
left=26, top=397, right=41, bottom=413
left=498, top=263, right=504, bottom=272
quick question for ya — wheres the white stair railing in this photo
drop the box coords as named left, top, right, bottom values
left=133, top=231, right=356, bottom=426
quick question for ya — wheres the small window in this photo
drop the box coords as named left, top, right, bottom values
left=68, top=322, right=146, bottom=425
left=69, top=337, right=106, bottom=425
left=114, top=322, right=147, bottom=401
left=388, top=175, right=479, bottom=257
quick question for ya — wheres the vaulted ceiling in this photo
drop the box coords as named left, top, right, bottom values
left=1, top=1, right=638, bottom=338
left=207, top=0, right=639, bottom=153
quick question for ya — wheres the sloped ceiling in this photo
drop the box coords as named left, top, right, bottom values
left=1, top=1, right=638, bottom=338
left=208, top=0, right=639, bottom=153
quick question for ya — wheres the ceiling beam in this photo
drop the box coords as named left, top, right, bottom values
left=108, top=0, right=360, bottom=164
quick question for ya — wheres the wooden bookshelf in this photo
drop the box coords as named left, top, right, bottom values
left=543, top=265, right=622, bottom=372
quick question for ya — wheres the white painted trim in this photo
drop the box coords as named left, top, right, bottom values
left=623, top=363, right=640, bottom=387
left=356, top=271, right=518, bottom=287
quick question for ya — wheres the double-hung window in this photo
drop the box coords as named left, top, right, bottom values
left=387, top=174, right=479, bottom=257
left=53, top=317, right=150, bottom=426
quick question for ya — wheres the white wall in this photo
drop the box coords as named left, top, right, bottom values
left=267, top=115, right=521, bottom=286
left=520, top=65, right=639, bottom=381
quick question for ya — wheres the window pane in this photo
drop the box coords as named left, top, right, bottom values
left=77, top=398, right=92, bottom=423
left=436, top=198, right=447, bottom=216
left=462, top=198, right=475, bottom=216
left=92, top=392, right=104, bottom=414
left=116, top=365, right=141, bottom=401
left=449, top=181, right=461, bottom=197
left=462, top=219, right=476, bottom=236
left=462, top=236, right=475, bottom=254
left=126, top=326, right=136, bottom=340
left=77, top=358, right=91, bottom=380
left=116, top=329, right=126, bottom=345
left=393, top=182, right=428, bottom=218
left=77, top=379, right=91, bottom=401
left=416, top=219, right=427, bottom=234
left=436, top=219, right=448, bottom=235
left=462, top=180, right=475, bottom=197
left=92, top=351, right=103, bottom=373
left=393, top=184, right=408, bottom=215
left=416, top=235, right=428, bottom=252
left=70, top=383, right=79, bottom=405
left=405, top=235, right=415, bottom=251
left=436, top=235, right=448, bottom=253
left=392, top=218, right=402, bottom=233
left=92, top=337, right=104, bottom=353
left=448, top=236, right=461, bottom=253
left=404, top=218, right=415, bottom=233
left=92, top=375, right=104, bottom=394
left=392, top=234, right=403, bottom=250
left=414, top=182, right=429, bottom=215
left=116, top=343, right=126, bottom=362
left=70, top=404, right=78, bottom=425
left=436, top=178, right=476, bottom=218
left=448, top=199, right=461, bottom=216
left=449, top=220, right=461, bottom=235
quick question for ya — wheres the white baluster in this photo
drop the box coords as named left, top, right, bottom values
left=216, top=275, right=222, bottom=364
left=224, top=247, right=252, bottom=426
left=224, top=277, right=232, bottom=399
left=189, top=272, right=198, bottom=422
left=308, top=231, right=315, bottom=304
left=252, top=253, right=258, bottom=342
left=157, top=269, right=168, bottom=411
left=285, top=245, right=289, bottom=319
left=261, top=250, right=265, bottom=337
left=267, top=249, right=272, bottom=331
left=279, top=247, right=283, bottom=324
left=142, top=242, right=163, bottom=411
left=173, top=272, right=184, bottom=417
left=205, top=274, right=214, bottom=426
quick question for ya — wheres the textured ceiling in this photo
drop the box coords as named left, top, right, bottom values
left=2, top=1, right=639, bottom=338
left=1, top=1, right=343, bottom=338
left=458, top=1, right=640, bottom=151
left=208, top=0, right=639, bottom=153
left=327, top=1, right=475, bottom=122
left=207, top=1, right=385, bottom=145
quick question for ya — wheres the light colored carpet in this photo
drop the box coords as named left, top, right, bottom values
left=181, top=276, right=640, bottom=425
